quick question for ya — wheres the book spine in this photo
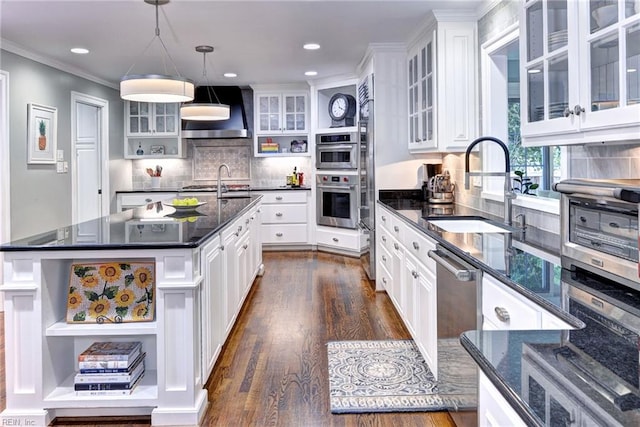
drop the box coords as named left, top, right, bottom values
left=75, top=363, right=144, bottom=383
left=75, top=373, right=143, bottom=396
left=78, top=359, right=132, bottom=369
left=78, top=344, right=141, bottom=361
left=74, top=375, right=142, bottom=390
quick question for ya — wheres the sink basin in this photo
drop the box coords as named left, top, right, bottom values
left=428, top=219, right=511, bottom=233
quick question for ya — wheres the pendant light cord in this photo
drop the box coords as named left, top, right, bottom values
left=201, top=50, right=223, bottom=104
left=124, top=0, right=183, bottom=78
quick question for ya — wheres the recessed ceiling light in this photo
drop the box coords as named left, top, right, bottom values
left=305, top=71, right=318, bottom=76
left=223, top=72, right=237, bottom=78
left=70, top=47, right=89, bottom=55
left=303, top=43, right=320, bottom=50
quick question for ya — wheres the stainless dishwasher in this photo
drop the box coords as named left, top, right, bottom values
left=428, top=243, right=482, bottom=427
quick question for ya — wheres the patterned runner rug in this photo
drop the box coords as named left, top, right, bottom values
left=327, top=339, right=476, bottom=413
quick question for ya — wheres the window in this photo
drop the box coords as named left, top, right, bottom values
left=481, top=25, right=564, bottom=214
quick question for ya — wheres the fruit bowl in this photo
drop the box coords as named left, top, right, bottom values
left=164, top=201, right=207, bottom=211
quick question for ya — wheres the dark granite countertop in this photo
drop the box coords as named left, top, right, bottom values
left=379, top=195, right=640, bottom=426
left=0, top=195, right=261, bottom=251
left=116, top=185, right=311, bottom=193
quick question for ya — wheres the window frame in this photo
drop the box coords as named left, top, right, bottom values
left=479, top=23, right=565, bottom=216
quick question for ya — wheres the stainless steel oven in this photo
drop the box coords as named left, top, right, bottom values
left=316, top=174, right=358, bottom=229
left=315, top=132, right=358, bottom=170
left=555, top=179, right=640, bottom=292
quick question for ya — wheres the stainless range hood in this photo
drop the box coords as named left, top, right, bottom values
left=181, top=86, right=253, bottom=139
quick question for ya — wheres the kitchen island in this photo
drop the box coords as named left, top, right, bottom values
left=0, top=194, right=263, bottom=427
left=379, top=193, right=640, bottom=427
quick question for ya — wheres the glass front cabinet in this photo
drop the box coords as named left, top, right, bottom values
left=520, top=0, right=640, bottom=146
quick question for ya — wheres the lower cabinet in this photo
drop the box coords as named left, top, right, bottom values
left=478, top=371, right=526, bottom=427
left=200, top=236, right=225, bottom=381
left=482, top=274, right=572, bottom=330
left=257, top=190, right=310, bottom=247
left=316, top=226, right=362, bottom=254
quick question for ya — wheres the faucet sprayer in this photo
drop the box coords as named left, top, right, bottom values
left=464, top=136, right=516, bottom=226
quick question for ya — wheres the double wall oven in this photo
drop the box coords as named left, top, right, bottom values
left=315, top=132, right=359, bottom=230
left=519, top=179, right=640, bottom=426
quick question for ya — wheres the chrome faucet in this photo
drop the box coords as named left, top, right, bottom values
left=464, top=136, right=516, bottom=227
left=217, top=163, right=231, bottom=195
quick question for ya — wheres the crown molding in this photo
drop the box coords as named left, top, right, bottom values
left=1, top=39, right=118, bottom=90
left=476, top=0, right=505, bottom=20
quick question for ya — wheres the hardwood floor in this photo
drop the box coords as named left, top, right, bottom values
left=1, top=251, right=455, bottom=427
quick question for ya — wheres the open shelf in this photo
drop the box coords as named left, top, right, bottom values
left=44, top=369, right=158, bottom=407
left=46, top=320, right=157, bottom=337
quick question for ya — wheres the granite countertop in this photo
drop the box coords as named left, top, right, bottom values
left=0, top=194, right=262, bottom=251
left=379, top=195, right=640, bottom=427
left=116, top=185, right=311, bottom=193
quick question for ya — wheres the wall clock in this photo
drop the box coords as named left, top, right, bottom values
left=328, top=93, right=357, bottom=127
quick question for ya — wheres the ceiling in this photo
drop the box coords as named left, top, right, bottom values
left=0, top=0, right=484, bottom=88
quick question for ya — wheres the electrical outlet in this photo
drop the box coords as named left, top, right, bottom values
left=56, top=149, right=64, bottom=161
left=56, top=161, right=64, bottom=173
left=472, top=176, right=481, bottom=187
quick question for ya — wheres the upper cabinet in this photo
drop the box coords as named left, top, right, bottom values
left=124, top=101, right=184, bottom=159
left=520, top=0, right=640, bottom=146
left=407, top=11, right=478, bottom=153
left=255, top=92, right=308, bottom=135
left=252, top=87, right=310, bottom=157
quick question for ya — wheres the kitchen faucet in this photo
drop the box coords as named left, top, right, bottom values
left=217, top=163, right=231, bottom=195
left=464, top=136, right=516, bottom=227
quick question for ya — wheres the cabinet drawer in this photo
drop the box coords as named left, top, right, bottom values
left=377, top=208, right=393, bottom=232
left=261, top=204, right=307, bottom=223
left=316, top=229, right=361, bottom=251
left=378, top=228, right=392, bottom=252
left=404, top=228, right=437, bottom=272
left=482, top=275, right=541, bottom=330
left=377, top=242, right=393, bottom=274
left=377, top=262, right=393, bottom=292
left=262, top=223, right=308, bottom=244
left=260, top=191, right=308, bottom=204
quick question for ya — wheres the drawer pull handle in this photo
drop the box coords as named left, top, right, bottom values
left=394, top=242, right=399, bottom=250
left=333, top=237, right=339, bottom=242
left=609, top=222, right=619, bottom=228
left=580, top=216, right=586, bottom=222
left=276, top=196, right=283, bottom=200
left=394, top=226, right=399, bottom=232
left=276, top=232, right=283, bottom=237
left=382, top=255, right=387, bottom=262
left=411, top=270, right=418, bottom=278
left=145, top=198, right=152, bottom=203
left=276, top=212, right=283, bottom=217
left=412, top=242, right=419, bottom=250
left=494, top=307, right=510, bottom=323
left=382, top=236, right=387, bottom=242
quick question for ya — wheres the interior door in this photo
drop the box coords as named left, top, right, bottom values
left=72, top=93, right=108, bottom=242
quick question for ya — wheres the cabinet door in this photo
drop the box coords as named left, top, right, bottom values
left=479, top=372, right=526, bottom=427
left=201, top=238, right=224, bottom=379
left=520, top=0, right=580, bottom=139
left=402, top=252, right=419, bottom=336
left=283, top=94, right=307, bottom=132
left=257, top=94, right=282, bottom=133
left=152, top=103, right=178, bottom=135
left=578, top=0, right=640, bottom=131
left=408, top=38, right=436, bottom=151
left=414, top=261, right=437, bottom=374
left=127, top=101, right=152, bottom=135
left=482, top=274, right=541, bottom=330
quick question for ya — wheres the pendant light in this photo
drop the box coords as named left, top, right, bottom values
left=120, top=0, right=194, bottom=103
left=180, top=46, right=230, bottom=121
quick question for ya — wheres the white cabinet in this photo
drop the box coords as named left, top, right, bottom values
left=407, top=11, right=478, bottom=152
left=200, top=235, right=224, bottom=380
left=482, top=274, right=572, bottom=330
left=316, top=226, right=362, bottom=253
left=253, top=89, right=310, bottom=157
left=479, top=371, right=527, bottom=427
left=257, top=190, right=310, bottom=247
left=520, top=0, right=640, bottom=146
left=124, top=101, right=184, bottom=159
left=312, top=78, right=359, bottom=133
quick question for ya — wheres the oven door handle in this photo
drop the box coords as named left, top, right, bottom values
left=317, top=144, right=356, bottom=151
left=317, top=184, right=357, bottom=191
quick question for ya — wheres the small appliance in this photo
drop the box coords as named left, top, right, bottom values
left=315, top=132, right=359, bottom=170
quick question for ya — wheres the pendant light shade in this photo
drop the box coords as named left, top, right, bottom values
left=180, top=103, right=230, bottom=121
left=120, top=0, right=194, bottom=103
left=181, top=45, right=230, bottom=121
left=121, top=74, right=194, bottom=103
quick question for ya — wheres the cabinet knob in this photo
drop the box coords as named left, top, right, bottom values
left=382, top=255, right=387, bottom=262
left=246, top=218, right=250, bottom=224
left=382, top=277, right=387, bottom=284
left=394, top=226, right=399, bottom=232
left=411, top=270, right=418, bottom=278
left=573, top=105, right=585, bottom=116
left=243, top=244, right=248, bottom=250
left=382, top=215, right=386, bottom=222
left=145, top=198, right=152, bottom=203
left=382, top=235, right=387, bottom=242
left=412, top=241, right=419, bottom=250
left=332, top=237, right=339, bottom=242
left=276, top=196, right=283, bottom=201
left=394, top=242, right=399, bottom=250
left=276, top=212, right=283, bottom=217
left=563, top=107, right=574, bottom=118
left=494, top=306, right=510, bottom=323
left=276, top=232, right=283, bottom=237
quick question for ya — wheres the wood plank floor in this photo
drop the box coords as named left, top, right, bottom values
left=1, top=251, right=455, bottom=427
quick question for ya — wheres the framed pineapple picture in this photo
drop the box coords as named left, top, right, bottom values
left=27, top=103, right=57, bottom=164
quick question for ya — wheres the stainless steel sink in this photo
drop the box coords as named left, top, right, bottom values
left=426, top=216, right=512, bottom=233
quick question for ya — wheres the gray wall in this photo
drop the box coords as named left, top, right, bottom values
left=1, top=49, right=127, bottom=240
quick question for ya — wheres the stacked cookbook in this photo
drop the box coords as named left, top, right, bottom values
left=75, top=341, right=145, bottom=396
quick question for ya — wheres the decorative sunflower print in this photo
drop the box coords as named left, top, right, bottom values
left=66, top=261, right=155, bottom=323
